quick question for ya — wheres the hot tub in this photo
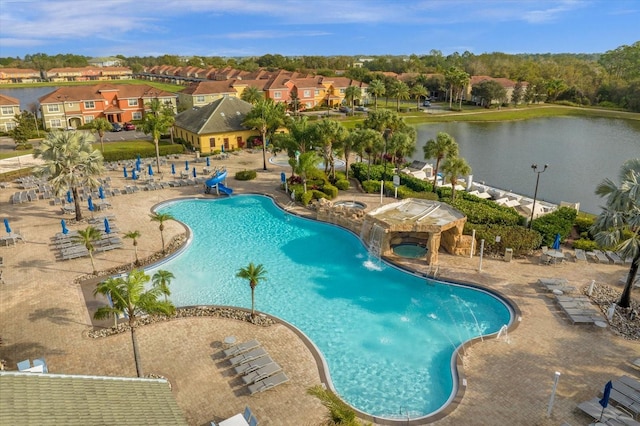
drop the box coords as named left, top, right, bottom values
left=392, top=243, right=427, bottom=258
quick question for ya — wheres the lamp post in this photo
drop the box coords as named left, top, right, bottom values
left=57, top=95, right=69, bottom=129
left=528, top=163, right=548, bottom=229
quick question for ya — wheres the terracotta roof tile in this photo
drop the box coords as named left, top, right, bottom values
left=0, top=93, right=20, bottom=105
left=174, top=96, right=253, bottom=135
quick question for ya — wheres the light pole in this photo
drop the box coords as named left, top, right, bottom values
left=57, top=95, right=68, bottom=129
left=529, top=163, right=548, bottom=229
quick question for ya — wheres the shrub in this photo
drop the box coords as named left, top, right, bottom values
left=574, top=215, right=594, bottom=234
left=451, top=198, right=521, bottom=226
left=464, top=223, right=542, bottom=256
left=101, top=144, right=183, bottom=162
left=321, top=184, right=338, bottom=199
left=335, top=179, right=350, bottom=190
left=361, top=180, right=380, bottom=194
left=572, top=238, right=598, bottom=251
left=15, top=143, right=33, bottom=150
left=235, top=170, right=257, bottom=181
left=531, top=206, right=577, bottom=247
left=301, top=190, right=313, bottom=206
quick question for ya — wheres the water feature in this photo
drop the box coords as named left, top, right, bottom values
left=149, top=195, right=513, bottom=419
left=415, top=117, right=640, bottom=213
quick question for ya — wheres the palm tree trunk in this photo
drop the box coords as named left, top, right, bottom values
left=72, top=186, right=82, bottom=221
left=100, top=134, right=105, bottom=153
left=261, top=129, right=268, bottom=171
left=432, top=158, right=442, bottom=193
left=88, top=250, right=96, bottom=275
left=619, top=251, right=640, bottom=308
left=251, top=285, right=256, bottom=318
left=154, top=138, right=161, bottom=173
left=134, top=243, right=139, bottom=266
left=130, top=325, right=143, bottom=377
left=160, top=229, right=165, bottom=254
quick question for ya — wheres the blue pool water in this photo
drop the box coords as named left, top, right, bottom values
left=151, top=195, right=513, bottom=419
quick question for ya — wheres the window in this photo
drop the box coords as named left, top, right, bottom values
left=303, top=90, right=311, bottom=97
left=1, top=106, right=13, bottom=115
left=84, top=116, right=94, bottom=123
left=50, top=118, right=62, bottom=127
left=196, top=95, right=205, bottom=103
left=132, top=111, right=142, bottom=120
left=274, top=91, right=281, bottom=99
left=128, top=99, right=138, bottom=106
left=48, top=104, right=60, bottom=113
left=84, top=101, right=95, bottom=109
left=5, top=122, right=16, bottom=130
left=340, top=88, right=345, bottom=94
left=315, top=89, right=319, bottom=96
left=209, top=137, right=216, bottom=147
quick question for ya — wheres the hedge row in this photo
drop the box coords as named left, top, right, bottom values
left=463, top=223, right=543, bottom=256
left=102, top=144, right=184, bottom=162
left=531, top=206, right=577, bottom=247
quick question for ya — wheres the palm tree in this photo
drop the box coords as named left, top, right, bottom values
left=423, top=132, right=459, bottom=193
left=243, top=99, right=287, bottom=171
left=342, top=130, right=365, bottom=180
left=358, top=129, right=385, bottom=181
left=344, top=85, right=361, bottom=114
left=411, top=85, right=428, bottom=109
left=295, top=151, right=321, bottom=193
left=389, top=81, right=410, bottom=112
left=141, top=98, right=175, bottom=173
left=124, top=230, right=141, bottom=266
left=33, top=130, right=104, bottom=221
left=93, top=276, right=122, bottom=328
left=591, top=158, right=640, bottom=308
left=91, top=117, right=113, bottom=153
left=307, top=385, right=359, bottom=425
left=441, top=156, right=472, bottom=200
left=236, top=262, right=267, bottom=319
left=152, top=270, right=175, bottom=303
left=367, top=79, right=385, bottom=110
left=93, top=269, right=175, bottom=377
left=149, top=212, right=174, bottom=254
left=73, top=226, right=102, bottom=275
left=240, top=86, right=264, bottom=104
left=313, top=119, right=348, bottom=179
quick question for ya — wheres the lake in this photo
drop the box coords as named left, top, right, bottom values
left=415, top=117, right=640, bottom=214
left=0, top=86, right=58, bottom=115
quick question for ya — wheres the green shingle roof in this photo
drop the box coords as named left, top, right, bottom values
left=174, top=96, right=254, bottom=135
left=0, top=372, right=188, bottom=425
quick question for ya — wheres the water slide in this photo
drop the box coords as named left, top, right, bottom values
left=218, top=183, right=233, bottom=195
left=204, top=169, right=233, bottom=195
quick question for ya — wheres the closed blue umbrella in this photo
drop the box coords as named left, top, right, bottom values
left=87, top=196, right=95, bottom=212
left=148, top=163, right=153, bottom=176
left=61, top=219, right=69, bottom=235
left=137, top=154, right=141, bottom=162
left=66, top=190, right=72, bottom=203
left=132, top=169, right=137, bottom=180
left=98, top=186, right=105, bottom=199
left=192, top=167, right=197, bottom=178
left=206, top=156, right=210, bottom=167
left=3, top=218, right=11, bottom=234
left=104, top=218, right=111, bottom=234
left=599, top=381, right=613, bottom=421
left=136, top=161, right=141, bottom=172
left=123, top=167, right=128, bottom=178
left=552, top=233, right=561, bottom=250
left=171, top=163, right=176, bottom=175
left=185, top=160, right=189, bottom=170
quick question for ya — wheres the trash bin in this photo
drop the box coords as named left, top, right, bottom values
left=504, top=248, right=513, bottom=262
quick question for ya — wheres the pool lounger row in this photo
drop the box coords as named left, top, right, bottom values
left=233, top=355, right=274, bottom=375
left=248, top=372, right=289, bottom=395
left=223, top=339, right=260, bottom=358
left=229, top=348, right=267, bottom=366
left=242, top=362, right=282, bottom=385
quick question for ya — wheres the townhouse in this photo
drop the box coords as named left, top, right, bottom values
left=44, top=66, right=132, bottom=82
left=0, top=68, right=42, bottom=84
left=38, top=84, right=176, bottom=130
left=0, top=94, right=21, bottom=131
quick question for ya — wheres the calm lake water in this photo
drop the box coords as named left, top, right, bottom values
left=0, top=86, right=58, bottom=114
left=415, top=117, right=640, bottom=213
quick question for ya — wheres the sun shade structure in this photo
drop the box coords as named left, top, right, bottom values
left=0, top=371, right=188, bottom=425
left=361, top=199, right=469, bottom=265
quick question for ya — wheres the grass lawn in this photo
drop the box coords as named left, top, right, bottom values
left=4, top=79, right=184, bottom=93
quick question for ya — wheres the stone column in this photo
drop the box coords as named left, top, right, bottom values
left=426, top=232, right=441, bottom=265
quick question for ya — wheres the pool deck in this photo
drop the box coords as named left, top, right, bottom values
left=1, top=149, right=638, bottom=425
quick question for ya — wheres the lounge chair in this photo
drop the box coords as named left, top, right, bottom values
left=233, top=355, right=274, bottom=375
left=632, top=359, right=640, bottom=370
left=223, top=339, right=260, bottom=358
left=248, top=371, right=289, bottom=395
left=229, top=348, right=267, bottom=366
left=32, top=358, right=48, bottom=373
left=242, top=362, right=282, bottom=385
left=578, top=397, right=639, bottom=425
left=17, top=359, right=30, bottom=371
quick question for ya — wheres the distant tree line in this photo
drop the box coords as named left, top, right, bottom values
left=1, top=42, right=638, bottom=110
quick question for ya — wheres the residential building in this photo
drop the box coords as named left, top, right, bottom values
left=44, top=66, right=132, bottom=82
left=467, top=76, right=528, bottom=105
left=39, top=84, right=177, bottom=130
left=0, top=93, right=20, bottom=131
left=88, top=56, right=124, bottom=67
left=173, top=96, right=257, bottom=153
left=177, top=80, right=239, bottom=109
left=0, top=68, right=41, bottom=83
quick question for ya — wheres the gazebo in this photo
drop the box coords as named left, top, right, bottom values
left=361, top=199, right=469, bottom=265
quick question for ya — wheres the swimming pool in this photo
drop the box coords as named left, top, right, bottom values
left=151, top=195, right=513, bottom=419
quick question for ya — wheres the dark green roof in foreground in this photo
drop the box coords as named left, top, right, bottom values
left=0, top=372, right=188, bottom=425
left=175, top=96, right=254, bottom=135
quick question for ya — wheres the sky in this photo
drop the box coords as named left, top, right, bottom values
left=0, top=0, right=638, bottom=59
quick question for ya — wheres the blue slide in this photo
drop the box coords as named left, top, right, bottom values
left=218, top=183, right=233, bottom=195
left=204, top=169, right=233, bottom=195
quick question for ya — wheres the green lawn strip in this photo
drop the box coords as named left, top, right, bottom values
left=3, top=79, right=184, bottom=93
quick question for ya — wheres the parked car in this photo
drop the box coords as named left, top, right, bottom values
left=338, top=106, right=352, bottom=113
left=355, top=106, right=369, bottom=112
left=111, top=123, right=123, bottom=132
left=123, top=122, right=135, bottom=131
left=423, top=100, right=431, bottom=107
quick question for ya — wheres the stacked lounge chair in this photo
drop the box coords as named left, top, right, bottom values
left=233, top=355, right=275, bottom=375
left=229, top=348, right=267, bottom=366
left=223, top=339, right=260, bottom=358
left=223, top=339, right=289, bottom=395
left=242, top=362, right=282, bottom=385
left=248, top=372, right=290, bottom=395
left=578, top=376, right=640, bottom=425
